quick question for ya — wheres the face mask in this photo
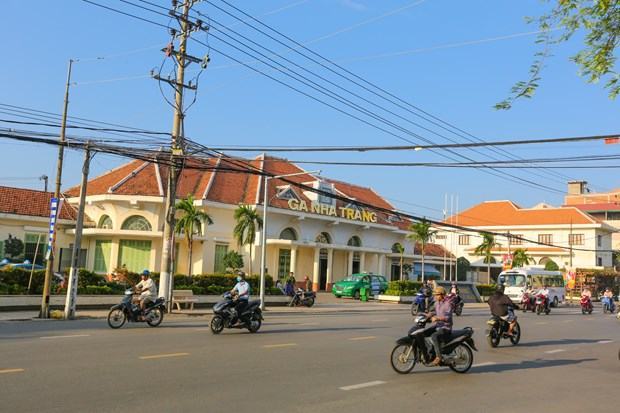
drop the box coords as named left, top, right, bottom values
left=236, top=277, right=242, bottom=282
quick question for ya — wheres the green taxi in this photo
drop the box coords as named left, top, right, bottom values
left=332, top=273, right=388, bottom=299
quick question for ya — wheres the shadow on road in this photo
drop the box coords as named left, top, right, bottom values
left=518, top=338, right=608, bottom=347
left=259, top=326, right=389, bottom=335
left=472, top=358, right=597, bottom=373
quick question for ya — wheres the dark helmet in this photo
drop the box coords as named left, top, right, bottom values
left=495, top=284, right=505, bottom=294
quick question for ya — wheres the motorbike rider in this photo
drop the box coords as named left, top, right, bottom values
left=135, top=270, right=157, bottom=315
left=602, top=288, right=616, bottom=312
left=488, top=284, right=517, bottom=336
left=230, top=273, right=250, bottom=323
left=419, top=281, right=433, bottom=313
left=581, top=287, right=592, bottom=299
left=427, top=286, right=454, bottom=366
left=538, top=284, right=550, bottom=311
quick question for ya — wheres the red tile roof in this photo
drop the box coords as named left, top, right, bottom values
left=0, top=186, right=75, bottom=220
left=569, top=203, right=620, bottom=212
left=446, top=200, right=595, bottom=227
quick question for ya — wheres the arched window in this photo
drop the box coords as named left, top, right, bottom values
left=279, top=227, right=298, bottom=241
left=347, top=236, right=362, bottom=247
left=121, top=215, right=152, bottom=231
left=98, top=215, right=113, bottom=229
left=391, top=242, right=403, bottom=253
left=315, top=232, right=331, bottom=244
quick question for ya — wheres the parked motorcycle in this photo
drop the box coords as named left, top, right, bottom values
left=210, top=292, right=263, bottom=334
left=535, top=294, right=550, bottom=315
left=411, top=291, right=434, bottom=316
left=601, top=296, right=616, bottom=314
left=580, top=296, right=593, bottom=315
left=390, top=314, right=477, bottom=374
left=520, top=292, right=536, bottom=313
left=289, top=288, right=316, bottom=307
left=107, top=289, right=165, bottom=329
left=486, top=313, right=521, bottom=347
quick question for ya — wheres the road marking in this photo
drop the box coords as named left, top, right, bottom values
left=40, top=334, right=90, bottom=340
left=263, top=343, right=297, bottom=349
left=139, top=352, right=190, bottom=360
left=339, top=381, right=386, bottom=391
left=348, top=336, right=377, bottom=341
left=472, top=362, right=496, bottom=368
left=297, top=322, right=320, bottom=326
left=597, top=340, right=613, bottom=344
left=535, top=322, right=548, bottom=325
left=371, top=319, right=388, bottom=322
left=0, top=369, right=24, bottom=374
left=544, top=349, right=566, bottom=354
left=193, top=328, right=211, bottom=331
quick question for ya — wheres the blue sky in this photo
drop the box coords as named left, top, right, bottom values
left=1, top=0, right=619, bottom=221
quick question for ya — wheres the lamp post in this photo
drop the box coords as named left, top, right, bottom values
left=259, top=170, right=320, bottom=310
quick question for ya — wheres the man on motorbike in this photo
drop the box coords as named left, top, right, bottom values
left=427, top=286, right=454, bottom=366
left=602, top=288, right=616, bottom=312
left=230, top=273, right=250, bottom=323
left=488, top=285, right=517, bottom=336
left=420, top=281, right=433, bottom=313
left=135, top=270, right=157, bottom=315
left=538, top=284, right=550, bottom=311
left=581, top=287, right=592, bottom=299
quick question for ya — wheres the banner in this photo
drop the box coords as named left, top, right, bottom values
left=502, top=254, right=513, bottom=271
left=45, top=198, right=64, bottom=260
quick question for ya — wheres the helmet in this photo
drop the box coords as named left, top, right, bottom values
left=495, top=284, right=505, bottom=294
left=433, top=286, right=446, bottom=296
left=141, top=270, right=150, bottom=277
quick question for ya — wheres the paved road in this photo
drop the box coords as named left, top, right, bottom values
left=1, top=304, right=618, bottom=413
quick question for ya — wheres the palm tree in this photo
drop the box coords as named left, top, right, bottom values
left=474, top=233, right=499, bottom=284
left=233, top=205, right=263, bottom=276
left=512, top=248, right=534, bottom=268
left=406, top=220, right=437, bottom=283
left=175, top=195, right=213, bottom=279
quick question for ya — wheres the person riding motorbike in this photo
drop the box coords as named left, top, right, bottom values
left=419, top=281, right=433, bottom=313
left=135, top=270, right=157, bottom=316
left=581, top=287, right=592, bottom=299
left=602, top=288, right=616, bottom=312
left=450, top=283, right=459, bottom=295
left=427, top=286, right=455, bottom=366
left=537, top=284, right=550, bottom=311
left=230, top=273, right=250, bottom=323
left=487, top=284, right=517, bottom=336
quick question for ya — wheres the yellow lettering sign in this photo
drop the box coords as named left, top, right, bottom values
left=287, top=200, right=377, bottom=223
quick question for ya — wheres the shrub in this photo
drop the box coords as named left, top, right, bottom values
left=78, top=269, right=106, bottom=289
left=476, top=284, right=497, bottom=297
left=79, top=285, right=114, bottom=295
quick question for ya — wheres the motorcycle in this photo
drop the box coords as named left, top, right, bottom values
left=107, top=289, right=165, bottom=329
left=390, top=314, right=477, bottom=374
left=210, top=292, right=263, bottom=334
left=601, top=296, right=616, bottom=314
left=450, top=293, right=464, bottom=316
left=486, top=313, right=521, bottom=347
left=535, top=294, right=550, bottom=315
left=580, top=296, right=593, bottom=315
left=520, top=292, right=536, bottom=313
left=289, top=288, right=316, bottom=307
left=411, top=291, right=433, bottom=316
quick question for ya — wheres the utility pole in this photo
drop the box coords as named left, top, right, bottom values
left=64, top=145, right=91, bottom=319
left=40, top=59, right=73, bottom=318
left=155, top=1, right=207, bottom=310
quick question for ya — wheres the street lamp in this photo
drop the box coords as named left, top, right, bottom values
left=259, top=170, right=321, bottom=310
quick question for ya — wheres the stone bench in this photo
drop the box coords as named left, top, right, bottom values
left=172, top=289, right=198, bottom=311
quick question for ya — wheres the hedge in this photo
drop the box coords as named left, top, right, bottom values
left=475, top=284, right=497, bottom=297
left=384, top=280, right=423, bottom=296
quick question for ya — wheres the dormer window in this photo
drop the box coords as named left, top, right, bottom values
left=317, top=181, right=334, bottom=205
left=276, top=185, right=299, bottom=201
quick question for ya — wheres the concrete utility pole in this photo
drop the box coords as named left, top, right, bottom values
left=40, top=59, right=73, bottom=318
left=64, top=145, right=91, bottom=319
left=156, top=1, right=205, bottom=310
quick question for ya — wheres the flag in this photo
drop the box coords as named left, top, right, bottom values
left=45, top=198, right=64, bottom=260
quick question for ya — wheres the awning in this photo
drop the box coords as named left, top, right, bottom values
left=411, top=263, right=440, bottom=276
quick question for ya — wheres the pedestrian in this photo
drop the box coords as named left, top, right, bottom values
left=289, top=271, right=296, bottom=287
left=284, top=278, right=295, bottom=296
left=305, top=276, right=312, bottom=292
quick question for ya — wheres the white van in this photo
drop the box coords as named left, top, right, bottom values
left=499, top=267, right=565, bottom=307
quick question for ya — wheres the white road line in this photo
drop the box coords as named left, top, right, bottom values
left=535, top=322, right=548, bottom=325
left=0, top=369, right=24, bottom=374
left=562, top=320, right=574, bottom=323
left=597, top=340, right=613, bottom=344
left=472, top=362, right=496, bottom=368
left=339, top=381, right=386, bottom=391
left=371, top=319, right=388, bottom=322
left=139, top=353, right=190, bottom=360
left=544, top=349, right=566, bottom=354
left=40, top=334, right=90, bottom=340
left=348, top=336, right=376, bottom=341
left=263, top=343, right=297, bottom=349
left=297, top=322, right=320, bottom=326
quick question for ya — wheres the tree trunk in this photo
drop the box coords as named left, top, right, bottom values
left=487, top=259, right=490, bottom=284
left=399, top=254, right=403, bottom=281
left=187, top=237, right=193, bottom=280
left=248, top=243, right=253, bottom=276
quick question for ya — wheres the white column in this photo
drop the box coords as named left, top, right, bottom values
left=290, top=247, right=297, bottom=278
left=378, top=254, right=385, bottom=276
left=326, top=248, right=334, bottom=290
left=347, top=251, right=354, bottom=275
left=360, top=252, right=366, bottom=273
left=312, top=248, right=320, bottom=292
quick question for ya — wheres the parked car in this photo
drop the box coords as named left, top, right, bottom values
left=332, top=273, right=388, bottom=299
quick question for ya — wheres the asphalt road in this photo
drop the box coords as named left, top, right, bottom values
left=1, top=304, right=618, bottom=413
